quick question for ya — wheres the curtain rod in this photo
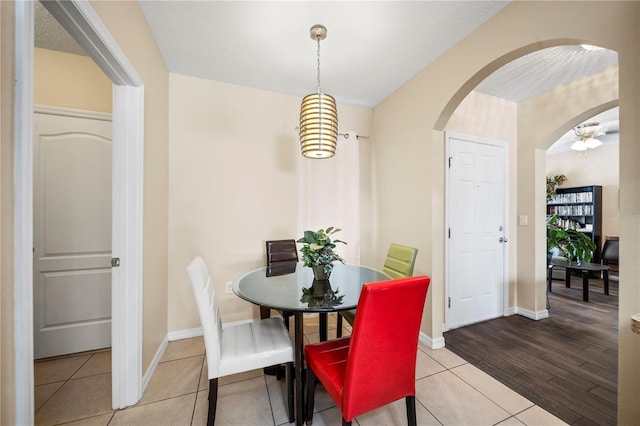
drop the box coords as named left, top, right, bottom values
left=338, top=132, right=370, bottom=140
left=295, top=126, right=369, bottom=140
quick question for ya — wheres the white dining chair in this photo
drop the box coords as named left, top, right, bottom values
left=186, top=256, right=294, bottom=425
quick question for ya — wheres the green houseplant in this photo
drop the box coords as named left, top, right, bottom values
left=547, top=214, right=597, bottom=264
left=546, top=174, right=567, bottom=201
left=297, top=226, right=346, bottom=280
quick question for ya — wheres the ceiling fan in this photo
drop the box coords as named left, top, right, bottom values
left=570, top=122, right=606, bottom=151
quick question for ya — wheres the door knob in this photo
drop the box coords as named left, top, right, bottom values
left=499, top=237, right=508, bottom=243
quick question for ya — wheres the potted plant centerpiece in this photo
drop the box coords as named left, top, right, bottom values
left=297, top=226, right=346, bottom=280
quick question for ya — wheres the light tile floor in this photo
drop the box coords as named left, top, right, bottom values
left=34, top=313, right=568, bottom=425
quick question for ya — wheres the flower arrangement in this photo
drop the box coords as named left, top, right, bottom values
left=297, top=226, right=346, bottom=278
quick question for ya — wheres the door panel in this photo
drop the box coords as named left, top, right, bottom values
left=447, top=134, right=507, bottom=330
left=34, top=112, right=112, bottom=359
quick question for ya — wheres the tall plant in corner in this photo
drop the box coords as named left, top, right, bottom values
left=297, top=226, right=346, bottom=280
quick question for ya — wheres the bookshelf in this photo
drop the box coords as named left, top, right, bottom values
left=547, top=185, right=603, bottom=264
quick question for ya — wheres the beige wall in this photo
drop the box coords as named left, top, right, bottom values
left=445, top=91, right=518, bottom=309
left=0, top=1, right=15, bottom=423
left=167, top=73, right=373, bottom=329
left=547, top=143, right=620, bottom=242
left=34, top=48, right=112, bottom=113
left=90, top=0, right=170, bottom=373
left=373, top=2, right=639, bottom=422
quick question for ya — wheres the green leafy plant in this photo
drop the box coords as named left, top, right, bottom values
left=297, top=226, right=347, bottom=274
left=546, top=174, right=567, bottom=201
left=547, top=214, right=597, bottom=263
left=300, top=283, right=344, bottom=308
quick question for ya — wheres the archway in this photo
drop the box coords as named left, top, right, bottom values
left=371, top=2, right=638, bottom=422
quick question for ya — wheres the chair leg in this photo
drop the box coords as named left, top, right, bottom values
left=286, top=362, right=294, bottom=423
left=341, top=418, right=351, bottom=426
left=208, top=378, right=218, bottom=426
left=406, top=395, right=417, bottom=426
left=305, top=368, right=317, bottom=423
left=260, top=305, right=271, bottom=319
left=336, top=314, right=342, bottom=338
left=283, top=311, right=291, bottom=330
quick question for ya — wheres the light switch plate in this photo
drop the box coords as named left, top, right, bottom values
left=519, top=215, right=528, bottom=226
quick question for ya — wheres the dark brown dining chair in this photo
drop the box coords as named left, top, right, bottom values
left=601, top=236, right=619, bottom=276
left=263, top=239, right=299, bottom=326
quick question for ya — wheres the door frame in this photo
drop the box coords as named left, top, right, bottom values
left=444, top=132, right=510, bottom=331
left=14, top=0, right=144, bottom=423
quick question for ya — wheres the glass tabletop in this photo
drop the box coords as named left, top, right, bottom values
left=232, top=262, right=389, bottom=313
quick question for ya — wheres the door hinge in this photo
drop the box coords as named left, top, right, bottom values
left=111, top=257, right=120, bottom=268
left=448, top=157, right=453, bottom=168
left=448, top=228, right=451, bottom=238
left=448, top=297, right=451, bottom=308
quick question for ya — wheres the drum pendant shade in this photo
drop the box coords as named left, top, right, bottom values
left=300, top=92, right=338, bottom=159
left=299, top=25, right=338, bottom=159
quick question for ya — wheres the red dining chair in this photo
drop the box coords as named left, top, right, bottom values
left=305, top=275, right=430, bottom=425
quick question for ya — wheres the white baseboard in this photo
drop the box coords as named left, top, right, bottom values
left=168, top=327, right=203, bottom=341
left=142, top=334, right=169, bottom=392
left=167, top=320, right=254, bottom=343
left=516, top=306, right=549, bottom=320
left=419, top=332, right=445, bottom=349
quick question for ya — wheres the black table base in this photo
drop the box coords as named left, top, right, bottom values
left=548, top=260, right=610, bottom=302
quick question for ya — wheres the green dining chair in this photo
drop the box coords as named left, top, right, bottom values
left=338, top=243, right=418, bottom=331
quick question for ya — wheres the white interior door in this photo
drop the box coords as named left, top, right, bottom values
left=446, top=133, right=508, bottom=330
left=33, top=110, right=113, bottom=359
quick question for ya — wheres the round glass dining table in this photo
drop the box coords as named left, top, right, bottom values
left=232, top=262, right=389, bottom=426
left=233, top=262, right=388, bottom=312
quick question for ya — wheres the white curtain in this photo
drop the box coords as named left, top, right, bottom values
left=297, top=133, right=361, bottom=264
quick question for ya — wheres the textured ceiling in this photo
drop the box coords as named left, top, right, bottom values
left=477, top=45, right=618, bottom=103
left=35, top=0, right=619, bottom=152
left=34, top=1, right=86, bottom=56
left=137, top=1, right=511, bottom=107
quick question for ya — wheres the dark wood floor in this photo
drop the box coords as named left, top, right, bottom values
left=444, top=275, right=618, bottom=426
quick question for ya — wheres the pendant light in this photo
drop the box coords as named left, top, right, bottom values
left=299, top=25, right=338, bottom=159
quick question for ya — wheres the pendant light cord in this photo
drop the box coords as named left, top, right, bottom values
left=316, top=35, right=321, bottom=94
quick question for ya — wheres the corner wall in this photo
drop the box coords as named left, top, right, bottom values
left=90, top=0, right=170, bottom=373
left=0, top=2, right=16, bottom=423
left=167, top=73, right=373, bottom=329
